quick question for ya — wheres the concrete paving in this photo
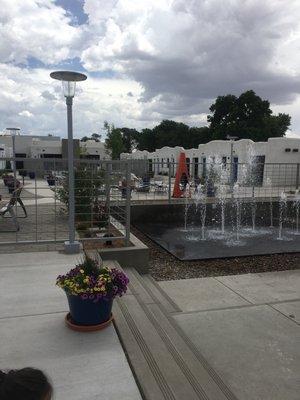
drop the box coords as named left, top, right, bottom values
left=159, top=270, right=300, bottom=400
left=0, top=251, right=142, bottom=400
left=173, top=305, right=300, bottom=400
left=215, top=269, right=300, bottom=304
left=158, top=277, right=250, bottom=311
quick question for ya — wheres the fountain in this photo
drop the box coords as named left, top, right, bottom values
left=133, top=155, right=300, bottom=260
left=250, top=189, right=257, bottom=232
left=183, top=183, right=190, bottom=231
left=293, top=191, right=300, bottom=234
left=218, top=184, right=227, bottom=234
left=233, top=182, right=242, bottom=241
left=194, top=183, right=206, bottom=240
left=278, top=192, right=287, bottom=240
left=266, top=177, right=273, bottom=227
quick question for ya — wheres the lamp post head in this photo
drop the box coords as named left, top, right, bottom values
left=50, top=71, right=87, bottom=98
left=6, top=127, right=20, bottom=136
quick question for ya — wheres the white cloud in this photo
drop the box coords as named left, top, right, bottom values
left=81, top=0, right=300, bottom=127
left=0, top=0, right=81, bottom=64
left=0, top=63, right=144, bottom=137
left=18, top=110, right=34, bottom=117
left=0, top=0, right=300, bottom=138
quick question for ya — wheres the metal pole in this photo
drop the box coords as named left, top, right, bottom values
left=12, top=135, right=16, bottom=191
left=230, top=140, right=234, bottom=196
left=125, top=161, right=131, bottom=246
left=106, top=162, right=112, bottom=236
left=296, top=163, right=300, bottom=190
left=168, top=161, right=172, bottom=203
left=65, top=96, right=80, bottom=253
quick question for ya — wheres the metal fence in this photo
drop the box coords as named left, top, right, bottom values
left=127, top=160, right=300, bottom=202
left=1, top=157, right=300, bottom=246
left=0, top=157, right=131, bottom=247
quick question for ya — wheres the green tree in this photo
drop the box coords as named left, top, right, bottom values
left=207, top=90, right=290, bottom=141
left=135, top=128, right=157, bottom=152
left=187, top=126, right=212, bottom=148
left=80, top=133, right=101, bottom=142
left=120, top=127, right=138, bottom=153
left=104, top=121, right=124, bottom=159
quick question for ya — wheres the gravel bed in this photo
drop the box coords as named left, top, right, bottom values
left=131, top=227, right=300, bottom=281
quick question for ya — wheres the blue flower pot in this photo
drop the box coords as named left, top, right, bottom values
left=66, top=294, right=113, bottom=326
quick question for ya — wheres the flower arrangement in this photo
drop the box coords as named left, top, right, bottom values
left=56, top=256, right=129, bottom=303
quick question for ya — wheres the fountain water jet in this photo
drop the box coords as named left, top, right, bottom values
left=278, top=192, right=287, bottom=240
left=266, top=177, right=273, bottom=227
left=233, top=182, right=242, bottom=241
left=293, top=191, right=300, bottom=234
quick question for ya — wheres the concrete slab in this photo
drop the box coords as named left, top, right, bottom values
left=0, top=313, right=141, bottom=400
left=0, top=263, right=70, bottom=318
left=0, top=251, right=79, bottom=268
left=0, top=251, right=142, bottom=400
left=174, top=305, right=300, bottom=400
left=0, top=252, right=81, bottom=318
left=216, top=270, right=300, bottom=304
left=158, top=277, right=250, bottom=312
left=271, top=301, right=300, bottom=324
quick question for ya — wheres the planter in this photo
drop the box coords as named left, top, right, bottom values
left=66, top=293, right=113, bottom=326
left=29, top=172, right=35, bottom=179
left=65, top=312, right=113, bottom=332
left=47, top=179, right=55, bottom=186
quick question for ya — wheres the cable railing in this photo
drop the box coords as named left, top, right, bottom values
left=0, top=157, right=300, bottom=246
left=0, top=157, right=131, bottom=246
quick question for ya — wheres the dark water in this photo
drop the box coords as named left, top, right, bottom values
left=136, top=222, right=300, bottom=260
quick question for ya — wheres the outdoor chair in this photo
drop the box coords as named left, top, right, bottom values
left=0, top=186, right=28, bottom=231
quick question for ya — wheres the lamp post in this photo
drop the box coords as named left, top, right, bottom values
left=226, top=135, right=239, bottom=195
left=50, top=71, right=87, bottom=254
left=6, top=127, right=20, bottom=191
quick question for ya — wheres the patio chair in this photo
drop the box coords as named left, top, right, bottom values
left=0, top=186, right=27, bottom=231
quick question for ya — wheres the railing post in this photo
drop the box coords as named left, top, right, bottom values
left=125, top=161, right=131, bottom=246
left=105, top=161, right=112, bottom=236
left=168, top=161, right=172, bottom=203
left=296, top=163, right=300, bottom=190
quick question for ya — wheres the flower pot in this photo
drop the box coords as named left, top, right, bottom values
left=29, top=172, right=35, bottom=179
left=66, top=294, right=113, bottom=326
left=47, top=178, right=55, bottom=186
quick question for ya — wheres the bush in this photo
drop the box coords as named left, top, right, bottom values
left=54, top=163, right=108, bottom=227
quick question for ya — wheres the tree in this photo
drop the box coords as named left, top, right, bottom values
left=207, top=90, right=290, bottom=141
left=104, top=121, right=124, bottom=159
left=81, top=133, right=101, bottom=142
left=120, top=127, right=138, bottom=153
left=135, top=128, right=157, bottom=152
left=187, top=126, right=212, bottom=148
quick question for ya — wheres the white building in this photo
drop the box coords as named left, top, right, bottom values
left=0, top=133, right=109, bottom=176
left=0, top=143, right=12, bottom=169
left=121, top=137, right=300, bottom=186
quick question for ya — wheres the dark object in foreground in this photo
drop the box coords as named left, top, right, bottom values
left=0, top=367, right=52, bottom=400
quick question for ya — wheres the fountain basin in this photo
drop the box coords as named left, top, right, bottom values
left=132, top=202, right=300, bottom=260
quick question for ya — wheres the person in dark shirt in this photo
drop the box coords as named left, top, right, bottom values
left=0, top=368, right=52, bottom=400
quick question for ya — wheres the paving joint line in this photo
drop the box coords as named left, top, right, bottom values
left=133, top=270, right=239, bottom=400
left=213, top=277, right=254, bottom=305
left=144, top=275, right=182, bottom=312
left=267, top=304, right=300, bottom=326
left=0, top=310, right=67, bottom=320
left=170, top=298, right=300, bottom=315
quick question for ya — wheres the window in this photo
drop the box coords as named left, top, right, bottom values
left=285, top=148, right=291, bottom=152
left=292, top=149, right=299, bottom=153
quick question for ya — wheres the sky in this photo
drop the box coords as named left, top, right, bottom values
left=1, top=0, right=300, bottom=139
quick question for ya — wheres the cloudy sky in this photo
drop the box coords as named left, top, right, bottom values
left=1, top=0, right=300, bottom=139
